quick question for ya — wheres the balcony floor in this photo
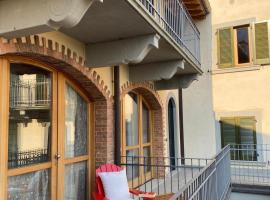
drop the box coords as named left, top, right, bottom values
left=230, top=192, right=270, bottom=200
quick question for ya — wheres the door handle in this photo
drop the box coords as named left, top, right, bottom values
left=55, top=154, right=61, bottom=160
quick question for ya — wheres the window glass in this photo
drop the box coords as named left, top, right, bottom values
left=65, top=84, right=88, bottom=158
left=125, top=93, right=139, bottom=146
left=142, top=102, right=150, bottom=144
left=8, top=64, right=51, bottom=169
left=236, top=27, right=250, bottom=64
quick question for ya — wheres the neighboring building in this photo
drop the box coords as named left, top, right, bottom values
left=0, top=0, right=214, bottom=199
left=211, top=0, right=270, bottom=152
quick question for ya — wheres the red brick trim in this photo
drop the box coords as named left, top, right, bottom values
left=0, top=36, right=114, bottom=167
left=121, top=81, right=163, bottom=110
left=0, top=36, right=112, bottom=102
left=121, top=81, right=165, bottom=159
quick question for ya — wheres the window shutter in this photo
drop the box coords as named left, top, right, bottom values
left=217, top=28, right=234, bottom=68
left=238, top=117, right=256, bottom=145
left=254, top=22, right=270, bottom=64
left=220, top=118, right=237, bottom=147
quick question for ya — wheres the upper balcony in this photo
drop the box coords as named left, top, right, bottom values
left=0, top=0, right=209, bottom=87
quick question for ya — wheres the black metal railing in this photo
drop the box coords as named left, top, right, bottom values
left=8, top=148, right=49, bottom=168
left=121, top=156, right=211, bottom=196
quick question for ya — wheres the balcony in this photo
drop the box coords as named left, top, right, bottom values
left=120, top=146, right=231, bottom=199
left=119, top=144, right=270, bottom=199
left=134, top=0, right=201, bottom=66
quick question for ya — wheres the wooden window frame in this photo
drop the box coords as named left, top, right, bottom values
left=0, top=56, right=94, bottom=200
left=233, top=25, right=253, bottom=67
left=121, top=92, right=153, bottom=186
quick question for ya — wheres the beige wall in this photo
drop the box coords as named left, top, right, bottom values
left=182, top=13, right=216, bottom=158
left=211, top=0, right=270, bottom=148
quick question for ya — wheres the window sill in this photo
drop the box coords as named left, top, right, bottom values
left=211, top=65, right=261, bottom=75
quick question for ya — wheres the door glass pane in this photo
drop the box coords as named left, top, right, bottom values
left=65, top=84, right=88, bottom=158
left=9, top=64, right=51, bottom=169
left=125, top=93, right=139, bottom=146
left=65, top=161, right=87, bottom=200
left=236, top=27, right=250, bottom=64
left=8, top=169, right=50, bottom=200
left=143, top=147, right=151, bottom=173
left=142, top=102, right=150, bottom=144
left=126, top=149, right=139, bottom=180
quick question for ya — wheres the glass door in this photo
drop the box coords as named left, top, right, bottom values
left=7, top=63, right=55, bottom=200
left=123, top=93, right=152, bottom=187
left=6, top=62, right=91, bottom=200
left=57, top=76, right=90, bottom=200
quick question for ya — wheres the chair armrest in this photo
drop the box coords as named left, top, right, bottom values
left=92, top=192, right=107, bottom=200
left=129, top=189, right=156, bottom=199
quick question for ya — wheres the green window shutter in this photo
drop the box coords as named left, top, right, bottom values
left=220, top=118, right=237, bottom=147
left=217, top=28, right=234, bottom=68
left=254, top=22, right=270, bottom=65
left=238, top=117, right=257, bottom=161
left=238, top=117, right=256, bottom=145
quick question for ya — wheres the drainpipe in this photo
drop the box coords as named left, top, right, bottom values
left=114, top=66, right=121, bottom=165
left=179, top=88, right=185, bottom=164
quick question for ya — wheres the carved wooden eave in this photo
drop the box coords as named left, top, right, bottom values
left=183, top=0, right=210, bottom=20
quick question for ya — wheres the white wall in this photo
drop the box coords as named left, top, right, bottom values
left=183, top=13, right=217, bottom=158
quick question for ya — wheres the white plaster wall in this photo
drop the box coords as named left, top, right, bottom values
left=210, top=0, right=270, bottom=148
left=182, top=13, right=217, bottom=158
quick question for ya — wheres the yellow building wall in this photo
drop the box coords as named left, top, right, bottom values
left=210, top=0, right=270, bottom=147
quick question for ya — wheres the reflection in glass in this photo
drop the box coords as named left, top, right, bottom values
left=236, top=27, right=250, bottom=64
left=65, top=162, right=87, bottom=200
left=142, top=103, right=150, bottom=144
left=8, top=169, right=50, bottom=200
left=125, top=93, right=138, bottom=146
left=126, top=149, right=139, bottom=180
left=8, top=64, right=51, bottom=169
left=65, top=84, right=88, bottom=158
left=143, top=147, right=151, bottom=173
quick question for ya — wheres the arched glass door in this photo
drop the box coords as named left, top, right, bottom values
left=4, top=61, right=91, bottom=200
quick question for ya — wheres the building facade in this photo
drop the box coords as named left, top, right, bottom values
left=0, top=0, right=213, bottom=199
left=211, top=0, right=270, bottom=152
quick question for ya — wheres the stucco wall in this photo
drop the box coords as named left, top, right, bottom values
left=210, top=0, right=270, bottom=147
left=182, top=13, right=217, bottom=158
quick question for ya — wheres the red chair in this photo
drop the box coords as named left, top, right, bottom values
left=92, top=164, right=156, bottom=200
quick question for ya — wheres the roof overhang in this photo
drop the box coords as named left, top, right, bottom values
left=183, top=0, right=211, bottom=20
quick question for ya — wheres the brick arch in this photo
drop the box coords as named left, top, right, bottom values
left=0, top=36, right=114, bottom=166
left=121, top=81, right=165, bottom=159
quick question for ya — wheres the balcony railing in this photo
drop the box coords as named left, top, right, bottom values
left=8, top=148, right=49, bottom=169
left=230, top=144, right=270, bottom=187
left=137, top=0, right=201, bottom=66
left=10, top=79, right=51, bottom=109
left=120, top=146, right=231, bottom=199
left=170, top=145, right=231, bottom=200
